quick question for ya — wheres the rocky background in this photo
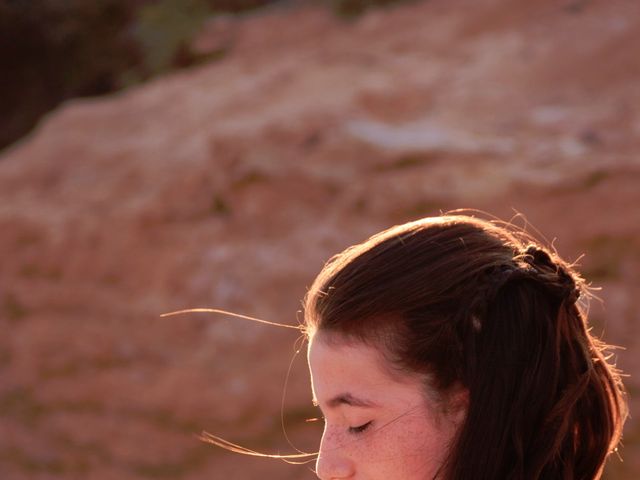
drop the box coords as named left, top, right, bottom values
left=1, top=0, right=639, bottom=478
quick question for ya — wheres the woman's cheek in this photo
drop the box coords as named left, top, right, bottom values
left=369, top=416, right=440, bottom=478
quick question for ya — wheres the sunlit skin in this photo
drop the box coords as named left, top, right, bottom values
left=307, top=332, right=466, bottom=480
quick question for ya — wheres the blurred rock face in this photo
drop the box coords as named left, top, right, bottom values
left=1, top=1, right=639, bottom=479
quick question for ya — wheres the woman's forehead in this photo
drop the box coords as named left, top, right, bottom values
left=307, top=333, right=426, bottom=408
left=308, top=335, right=391, bottom=385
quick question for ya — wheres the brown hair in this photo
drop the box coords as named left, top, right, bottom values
left=304, top=214, right=627, bottom=479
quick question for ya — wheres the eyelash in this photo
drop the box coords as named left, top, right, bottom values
left=348, top=421, right=372, bottom=435
left=307, top=412, right=373, bottom=435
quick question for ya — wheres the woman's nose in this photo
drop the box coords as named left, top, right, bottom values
left=315, top=431, right=355, bottom=479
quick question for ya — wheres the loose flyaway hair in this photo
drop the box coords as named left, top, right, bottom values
left=161, top=308, right=318, bottom=466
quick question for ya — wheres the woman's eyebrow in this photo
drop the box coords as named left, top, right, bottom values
left=313, top=392, right=378, bottom=409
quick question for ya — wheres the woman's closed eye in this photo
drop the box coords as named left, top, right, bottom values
left=348, top=421, right=373, bottom=435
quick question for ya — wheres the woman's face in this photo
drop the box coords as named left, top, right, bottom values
left=307, top=333, right=463, bottom=480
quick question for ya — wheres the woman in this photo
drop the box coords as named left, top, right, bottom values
left=303, top=214, right=627, bottom=479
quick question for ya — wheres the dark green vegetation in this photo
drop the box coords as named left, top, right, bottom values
left=0, top=0, right=276, bottom=152
left=330, top=0, right=417, bottom=18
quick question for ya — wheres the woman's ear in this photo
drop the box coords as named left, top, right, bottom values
left=445, top=383, right=469, bottom=427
